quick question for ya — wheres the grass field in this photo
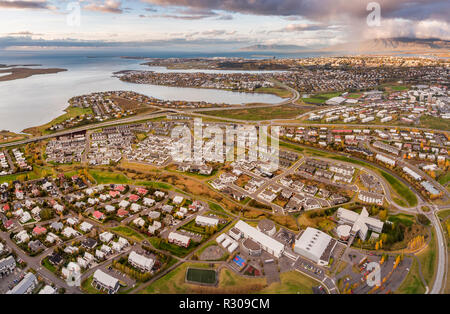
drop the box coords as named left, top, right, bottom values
left=254, top=87, right=292, bottom=98
left=438, top=171, right=450, bottom=186
left=186, top=268, right=217, bottom=285
left=259, top=271, right=319, bottom=294
left=418, top=115, right=450, bottom=131
left=389, top=85, right=409, bottom=91
left=111, top=226, right=147, bottom=243
left=379, top=171, right=418, bottom=207
left=437, top=209, right=450, bottom=220
left=41, top=257, right=57, bottom=273
left=417, top=229, right=437, bottom=286
left=142, top=262, right=320, bottom=294
left=0, top=165, right=54, bottom=184
left=88, top=169, right=131, bottom=184
left=302, top=92, right=341, bottom=104
left=81, top=276, right=104, bottom=294
left=23, top=106, right=93, bottom=136
left=396, top=258, right=426, bottom=294
left=388, top=213, right=415, bottom=227
left=198, top=105, right=313, bottom=121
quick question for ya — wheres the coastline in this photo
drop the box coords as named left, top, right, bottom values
left=0, top=67, right=67, bottom=82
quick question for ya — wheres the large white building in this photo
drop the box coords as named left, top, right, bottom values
left=358, top=191, right=384, bottom=205
left=375, top=153, right=396, bottom=166
left=195, top=215, right=219, bottom=227
left=294, top=227, right=337, bottom=266
left=403, top=167, right=422, bottom=181
left=337, top=207, right=384, bottom=240
left=234, top=220, right=284, bottom=258
left=168, top=232, right=190, bottom=247
left=92, top=269, right=120, bottom=294
left=128, top=251, right=155, bottom=272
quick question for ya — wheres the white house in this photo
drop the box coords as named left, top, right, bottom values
left=195, top=215, right=219, bottom=227
left=99, top=231, right=114, bottom=243
left=80, top=222, right=93, bottom=233
left=128, top=251, right=155, bottom=272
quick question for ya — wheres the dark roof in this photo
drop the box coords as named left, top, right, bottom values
left=82, top=238, right=98, bottom=249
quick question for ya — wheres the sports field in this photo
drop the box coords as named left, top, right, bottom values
left=186, top=268, right=217, bottom=285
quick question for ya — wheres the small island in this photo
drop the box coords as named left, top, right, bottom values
left=0, top=67, right=67, bottom=82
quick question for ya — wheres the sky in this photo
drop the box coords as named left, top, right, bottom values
left=0, top=0, right=448, bottom=52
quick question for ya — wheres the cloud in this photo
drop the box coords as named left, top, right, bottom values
left=216, top=14, right=233, bottom=20
left=273, top=23, right=329, bottom=33
left=151, top=13, right=212, bottom=19
left=142, top=0, right=449, bottom=22
left=84, top=0, right=123, bottom=14
left=363, top=18, right=450, bottom=40
left=0, top=0, right=49, bottom=9
left=0, top=34, right=248, bottom=50
left=7, top=31, right=43, bottom=36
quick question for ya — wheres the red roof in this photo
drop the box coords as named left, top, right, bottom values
left=33, top=226, right=47, bottom=235
left=117, top=208, right=129, bottom=217
left=128, top=194, right=140, bottom=202
left=93, top=211, right=105, bottom=220
left=2, top=204, right=10, bottom=211
left=114, top=185, right=125, bottom=192
left=332, top=129, right=353, bottom=133
left=109, top=191, right=120, bottom=197
left=136, top=188, right=148, bottom=195
left=4, top=220, right=13, bottom=229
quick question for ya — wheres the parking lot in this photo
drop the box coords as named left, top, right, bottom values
left=336, top=249, right=413, bottom=294
left=0, top=267, right=26, bottom=294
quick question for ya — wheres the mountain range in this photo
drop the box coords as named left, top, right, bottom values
left=240, top=38, right=450, bottom=55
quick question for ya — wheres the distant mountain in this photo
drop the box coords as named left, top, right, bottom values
left=323, top=37, right=450, bottom=54
left=239, top=44, right=307, bottom=52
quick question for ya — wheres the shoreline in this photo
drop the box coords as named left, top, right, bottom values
left=0, top=67, right=67, bottom=82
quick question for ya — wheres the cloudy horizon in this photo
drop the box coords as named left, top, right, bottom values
left=0, top=0, right=448, bottom=51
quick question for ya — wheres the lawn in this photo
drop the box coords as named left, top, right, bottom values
left=419, top=115, right=450, bottom=131
left=0, top=165, right=54, bottom=184
left=379, top=171, right=418, bottom=207
left=198, top=105, right=313, bottom=121
left=302, top=92, right=341, bottom=104
left=396, top=258, right=426, bottom=294
left=41, top=257, right=57, bottom=273
left=81, top=276, right=104, bottom=294
left=150, top=237, right=199, bottom=257
left=437, top=209, right=450, bottom=220
left=142, top=262, right=320, bottom=294
left=88, top=169, right=131, bottom=184
left=437, top=171, right=450, bottom=186
left=260, top=271, right=319, bottom=294
left=416, top=229, right=437, bottom=286
left=388, top=213, right=415, bottom=227
left=141, top=263, right=209, bottom=294
left=186, top=268, right=217, bottom=285
left=254, top=87, right=292, bottom=98
left=208, top=202, right=227, bottom=215
left=111, top=226, right=147, bottom=243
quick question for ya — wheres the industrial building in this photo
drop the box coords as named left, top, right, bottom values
left=234, top=220, right=285, bottom=258
left=294, top=227, right=337, bottom=266
left=337, top=207, right=384, bottom=240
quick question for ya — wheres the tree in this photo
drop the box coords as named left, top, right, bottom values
left=40, top=208, right=54, bottom=221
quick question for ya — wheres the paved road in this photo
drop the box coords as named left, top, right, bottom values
left=429, top=205, right=447, bottom=294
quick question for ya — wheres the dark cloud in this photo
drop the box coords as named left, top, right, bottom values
left=143, top=0, right=449, bottom=22
left=0, top=0, right=49, bottom=9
